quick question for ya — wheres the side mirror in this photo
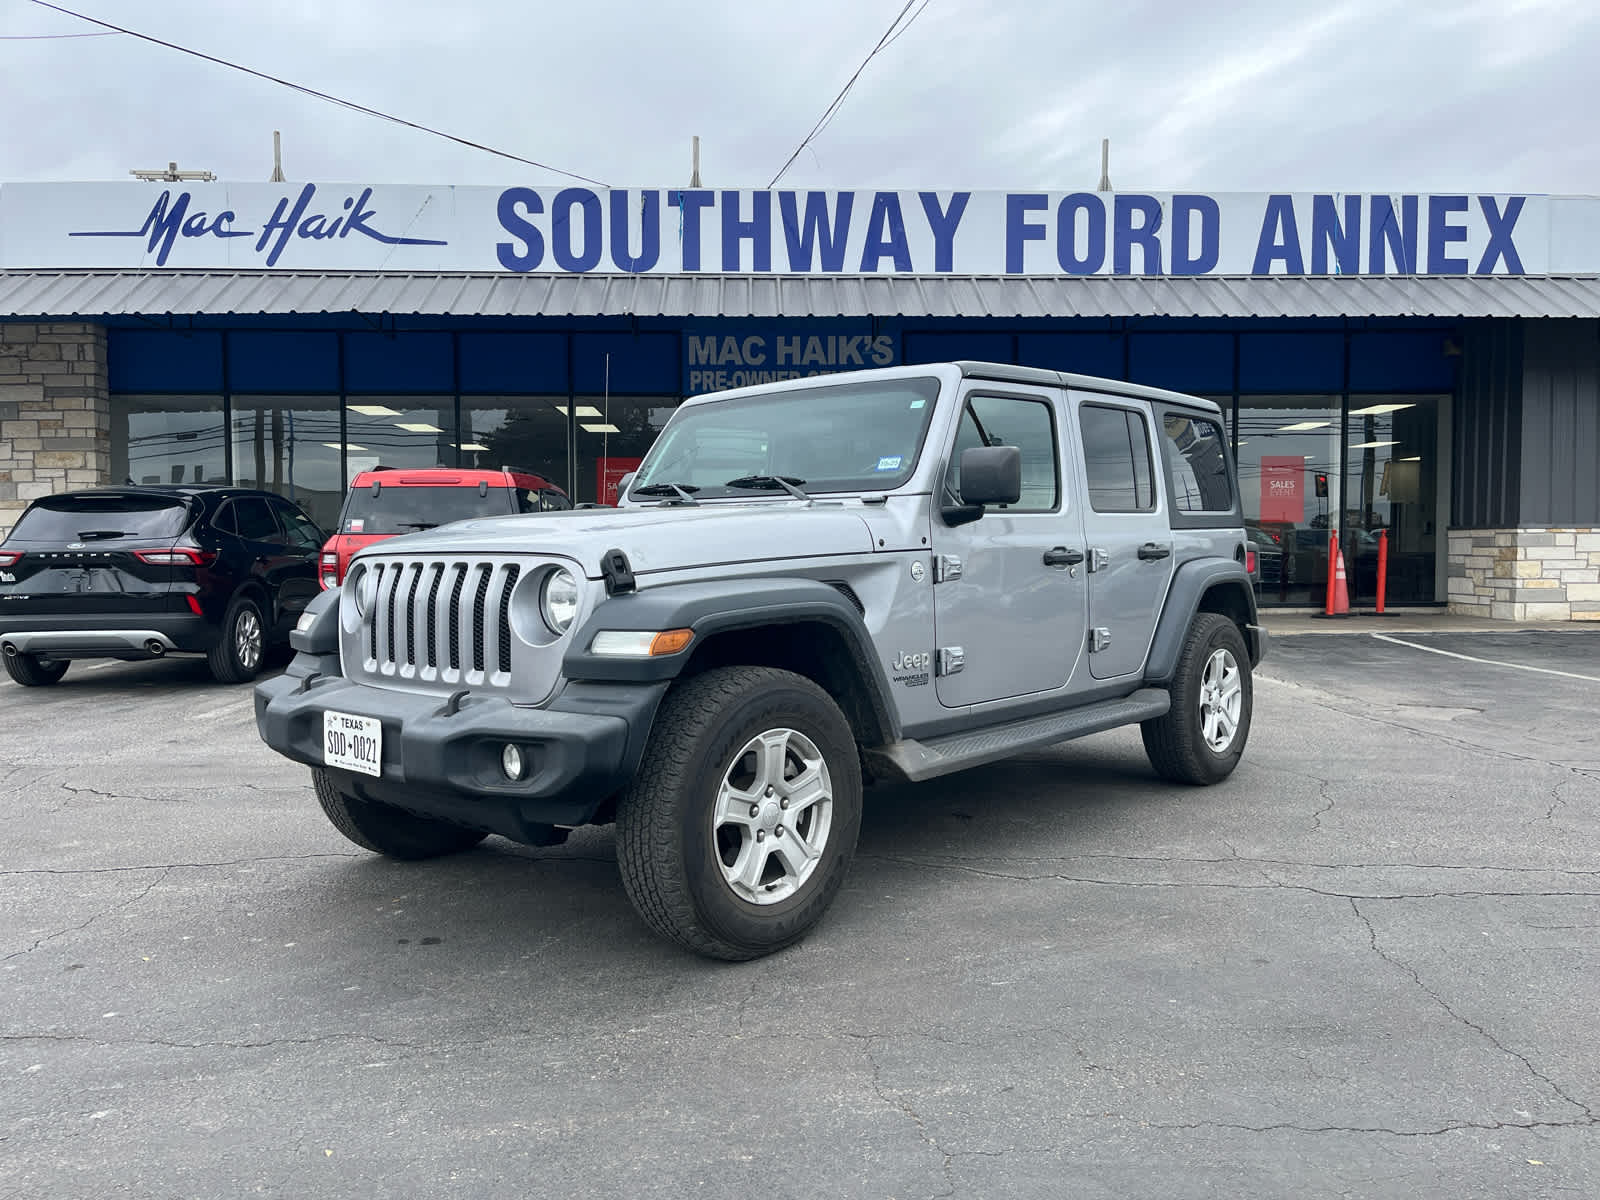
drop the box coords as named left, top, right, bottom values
left=958, top=444, right=1022, bottom=506
left=615, top=472, right=637, bottom=502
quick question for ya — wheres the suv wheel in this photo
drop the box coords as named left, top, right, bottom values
left=1142, top=612, right=1253, bottom=785
left=616, top=666, right=863, bottom=961
left=208, top=596, right=266, bottom=684
left=3, top=652, right=69, bottom=687
left=312, top=768, right=488, bottom=859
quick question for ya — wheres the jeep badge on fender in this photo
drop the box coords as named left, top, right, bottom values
left=254, top=362, right=1265, bottom=961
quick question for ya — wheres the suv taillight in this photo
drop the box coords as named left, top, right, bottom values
left=1245, top=548, right=1258, bottom=575
left=320, top=551, right=339, bottom=590
left=134, top=548, right=216, bottom=566
left=0, top=550, right=20, bottom=568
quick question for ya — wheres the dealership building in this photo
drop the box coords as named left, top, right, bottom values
left=1, top=181, right=1598, bottom=618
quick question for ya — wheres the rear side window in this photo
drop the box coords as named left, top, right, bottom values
left=1161, top=413, right=1234, bottom=513
left=1079, top=404, right=1156, bottom=513
left=7, top=494, right=190, bottom=541
left=340, top=485, right=515, bottom=535
left=232, top=497, right=280, bottom=541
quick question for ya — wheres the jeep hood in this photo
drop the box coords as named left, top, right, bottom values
left=355, top=504, right=877, bottom=578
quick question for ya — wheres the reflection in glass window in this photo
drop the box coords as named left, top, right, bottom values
left=1162, top=413, right=1233, bottom=512
left=461, top=396, right=569, bottom=492
left=945, top=394, right=1058, bottom=511
left=576, top=395, right=680, bottom=505
left=110, top=395, right=225, bottom=488
left=1080, top=404, right=1155, bottom=513
left=231, top=396, right=344, bottom=530
left=343, top=399, right=457, bottom=476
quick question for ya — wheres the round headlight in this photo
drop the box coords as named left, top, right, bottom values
left=540, top=568, right=579, bottom=635
left=350, top=566, right=375, bottom=617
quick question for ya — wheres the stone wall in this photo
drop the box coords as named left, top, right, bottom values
left=1447, top=527, right=1600, bottom=621
left=0, top=322, right=111, bottom=537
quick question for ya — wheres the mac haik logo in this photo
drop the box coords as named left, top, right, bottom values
left=69, top=184, right=447, bottom=267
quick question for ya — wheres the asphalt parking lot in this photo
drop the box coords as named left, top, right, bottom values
left=3, top=630, right=1597, bottom=1199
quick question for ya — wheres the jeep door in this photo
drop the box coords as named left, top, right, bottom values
left=929, top=383, right=1088, bottom=708
left=1071, top=395, right=1175, bottom=679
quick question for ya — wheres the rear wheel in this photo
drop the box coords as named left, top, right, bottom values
left=312, top=768, right=488, bottom=860
left=616, top=666, right=863, bottom=961
left=1141, top=612, right=1253, bottom=785
left=3, top=652, right=68, bottom=687
left=208, top=595, right=265, bottom=684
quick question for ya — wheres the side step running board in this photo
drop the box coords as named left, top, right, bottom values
left=865, top=688, right=1171, bottom=784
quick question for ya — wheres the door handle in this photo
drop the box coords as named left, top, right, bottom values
left=1138, top=542, right=1172, bottom=561
left=1043, top=547, right=1085, bottom=567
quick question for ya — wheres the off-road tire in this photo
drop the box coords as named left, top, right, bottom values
left=3, top=652, right=68, bottom=687
left=1141, top=612, right=1253, bottom=785
left=208, top=595, right=266, bottom=684
left=615, top=666, right=864, bottom=961
left=312, top=767, right=488, bottom=860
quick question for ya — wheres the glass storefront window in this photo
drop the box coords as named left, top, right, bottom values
left=1235, top=395, right=1341, bottom=606
left=573, top=395, right=680, bottom=504
left=110, top=395, right=226, bottom=489
left=460, top=396, right=570, bottom=494
left=1343, top=396, right=1442, bottom=606
left=230, top=396, right=345, bottom=531
left=343, top=398, right=458, bottom=475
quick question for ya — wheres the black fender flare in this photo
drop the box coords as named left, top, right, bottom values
left=562, top=576, right=901, bottom=742
left=1144, top=558, right=1262, bottom=684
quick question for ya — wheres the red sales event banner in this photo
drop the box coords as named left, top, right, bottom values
left=1260, top=456, right=1305, bottom=523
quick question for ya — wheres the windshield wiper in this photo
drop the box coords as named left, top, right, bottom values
left=75, top=529, right=132, bottom=540
left=632, top=482, right=700, bottom=505
left=723, top=475, right=810, bottom=501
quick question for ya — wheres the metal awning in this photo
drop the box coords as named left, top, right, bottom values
left=3, top=270, right=1600, bottom=319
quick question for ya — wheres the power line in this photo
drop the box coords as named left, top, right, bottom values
left=0, top=29, right=117, bottom=38
left=28, top=0, right=611, bottom=187
left=767, top=0, right=932, bottom=188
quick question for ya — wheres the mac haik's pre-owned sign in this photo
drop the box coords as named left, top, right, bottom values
left=1, top=182, right=1591, bottom=275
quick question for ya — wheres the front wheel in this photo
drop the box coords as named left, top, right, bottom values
left=615, top=666, right=864, bottom=961
left=3, top=652, right=68, bottom=687
left=312, top=768, right=488, bottom=860
left=1141, top=612, right=1253, bottom=785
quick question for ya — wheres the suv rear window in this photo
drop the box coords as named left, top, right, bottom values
left=7, top=494, right=191, bottom=542
left=340, top=485, right=515, bottom=535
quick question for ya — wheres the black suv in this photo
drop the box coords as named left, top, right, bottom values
left=0, top=486, right=324, bottom=686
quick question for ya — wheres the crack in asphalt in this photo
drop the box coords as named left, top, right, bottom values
left=1, top=868, right=172, bottom=962
left=865, top=847, right=1600, bottom=878
left=0, top=1031, right=425, bottom=1052
left=0, top=852, right=362, bottom=878
left=846, top=1033, right=956, bottom=1197
left=1349, top=897, right=1596, bottom=1124
left=1148, top=1115, right=1598, bottom=1137
left=1310, top=779, right=1335, bottom=833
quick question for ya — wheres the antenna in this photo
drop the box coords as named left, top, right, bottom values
left=1098, top=138, right=1112, bottom=192
left=270, top=130, right=286, bottom=182
left=603, top=353, right=611, bottom=498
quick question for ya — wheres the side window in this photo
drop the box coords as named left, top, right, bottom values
left=515, top=489, right=539, bottom=515
left=944, top=394, right=1059, bottom=512
left=541, top=490, right=571, bottom=511
left=273, top=501, right=324, bottom=548
left=1079, top=404, right=1157, bottom=513
left=1161, top=413, right=1234, bottom=513
left=232, top=496, right=279, bottom=541
left=211, top=500, right=237, bottom=536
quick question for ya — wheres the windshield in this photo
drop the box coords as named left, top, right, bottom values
left=6, top=493, right=190, bottom=543
left=339, top=484, right=516, bottom=535
left=630, top=376, right=941, bottom=500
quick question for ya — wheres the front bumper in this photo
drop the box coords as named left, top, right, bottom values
left=254, top=665, right=666, bottom=838
left=0, top=614, right=218, bottom=659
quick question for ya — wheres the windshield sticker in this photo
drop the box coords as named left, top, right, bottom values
left=875, top=456, right=903, bottom=471
left=910, top=398, right=926, bottom=409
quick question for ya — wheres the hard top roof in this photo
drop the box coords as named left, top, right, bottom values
left=952, top=361, right=1223, bottom=415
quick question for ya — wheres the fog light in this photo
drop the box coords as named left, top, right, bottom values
left=501, top=743, right=525, bottom=781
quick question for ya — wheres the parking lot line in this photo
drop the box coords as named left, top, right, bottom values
left=1371, top=632, right=1600, bottom=683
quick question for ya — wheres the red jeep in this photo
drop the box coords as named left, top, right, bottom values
left=319, top=466, right=569, bottom=589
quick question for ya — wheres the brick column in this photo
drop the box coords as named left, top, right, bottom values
left=1447, top=526, right=1600, bottom=620
left=0, top=322, right=111, bottom=537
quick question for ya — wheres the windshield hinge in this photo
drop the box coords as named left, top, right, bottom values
left=601, top=548, right=636, bottom=596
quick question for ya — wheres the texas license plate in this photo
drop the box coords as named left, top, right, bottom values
left=323, top=710, right=382, bottom=778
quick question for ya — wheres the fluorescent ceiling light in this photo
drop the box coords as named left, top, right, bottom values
left=1349, top=440, right=1399, bottom=449
left=552, top=404, right=606, bottom=417
left=349, top=404, right=400, bottom=416
left=458, top=442, right=489, bottom=451
left=1278, top=421, right=1331, bottom=431
left=581, top=423, right=621, bottom=434
left=1232, top=441, right=1248, bottom=447
left=1349, top=403, right=1416, bottom=415
left=1399, top=455, right=1421, bottom=461
left=322, top=442, right=367, bottom=451
left=396, top=422, right=442, bottom=433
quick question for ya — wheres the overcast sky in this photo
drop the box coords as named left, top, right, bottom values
left=2, top=0, right=1597, bottom=194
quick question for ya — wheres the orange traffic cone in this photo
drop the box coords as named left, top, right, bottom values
left=1316, top=532, right=1353, bottom=618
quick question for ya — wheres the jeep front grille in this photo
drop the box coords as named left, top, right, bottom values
left=357, top=558, right=522, bottom=687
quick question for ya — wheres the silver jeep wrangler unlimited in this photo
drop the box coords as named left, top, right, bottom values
left=255, top=362, right=1265, bottom=959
